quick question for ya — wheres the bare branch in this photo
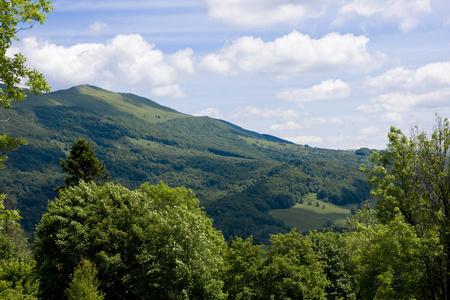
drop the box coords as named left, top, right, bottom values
left=0, top=156, right=19, bottom=169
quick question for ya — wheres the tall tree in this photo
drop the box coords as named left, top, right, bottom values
left=0, top=0, right=52, bottom=167
left=345, top=206, right=438, bottom=299
left=222, top=236, right=264, bottom=299
left=66, top=259, right=104, bottom=300
left=258, top=229, right=328, bottom=299
left=0, top=196, right=39, bottom=299
left=58, top=139, right=110, bottom=190
left=362, top=115, right=450, bottom=299
left=307, top=230, right=356, bottom=300
left=34, top=182, right=226, bottom=300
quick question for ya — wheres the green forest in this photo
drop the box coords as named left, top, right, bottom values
left=2, top=1, right=450, bottom=299
left=3, top=125, right=450, bottom=299
left=1, top=83, right=372, bottom=243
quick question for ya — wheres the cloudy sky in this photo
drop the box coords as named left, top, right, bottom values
left=11, top=0, right=450, bottom=149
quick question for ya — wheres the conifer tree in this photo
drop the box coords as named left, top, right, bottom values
left=66, top=259, right=104, bottom=300
left=58, top=139, right=110, bottom=190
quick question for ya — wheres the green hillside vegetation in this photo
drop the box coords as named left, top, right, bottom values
left=271, top=193, right=381, bottom=234
left=1, top=85, right=371, bottom=242
left=270, top=193, right=357, bottom=233
left=5, top=4, right=450, bottom=298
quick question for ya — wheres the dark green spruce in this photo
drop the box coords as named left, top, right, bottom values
left=57, top=138, right=110, bottom=191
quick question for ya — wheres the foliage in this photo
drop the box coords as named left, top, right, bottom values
left=361, top=115, right=450, bottom=299
left=259, top=229, right=328, bottom=299
left=222, top=236, right=264, bottom=299
left=307, top=230, right=356, bottom=299
left=3, top=85, right=370, bottom=241
left=34, top=181, right=226, bottom=300
left=355, top=148, right=372, bottom=156
left=345, top=206, right=439, bottom=299
left=0, top=0, right=52, bottom=108
left=58, top=138, right=110, bottom=189
left=0, top=196, right=38, bottom=299
left=66, top=259, right=104, bottom=300
left=0, top=257, right=38, bottom=300
left=0, top=0, right=52, bottom=167
left=0, top=194, right=21, bottom=232
left=269, top=194, right=354, bottom=234
left=0, top=134, right=27, bottom=168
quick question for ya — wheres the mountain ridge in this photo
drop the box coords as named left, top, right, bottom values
left=2, top=85, right=371, bottom=242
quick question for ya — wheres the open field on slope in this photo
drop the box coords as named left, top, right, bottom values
left=269, top=193, right=355, bottom=233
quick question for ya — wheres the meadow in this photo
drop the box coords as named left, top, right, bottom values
left=269, top=193, right=356, bottom=233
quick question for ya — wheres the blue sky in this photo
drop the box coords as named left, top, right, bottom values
left=11, top=0, right=450, bottom=149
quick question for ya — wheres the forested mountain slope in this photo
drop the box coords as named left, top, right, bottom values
left=1, top=85, right=371, bottom=242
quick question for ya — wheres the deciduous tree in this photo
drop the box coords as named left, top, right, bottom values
left=362, top=115, right=450, bottom=299
left=222, top=236, right=264, bottom=299
left=0, top=196, right=38, bottom=299
left=34, top=181, right=226, bottom=300
left=307, top=230, right=356, bottom=299
left=345, top=206, right=439, bottom=299
left=0, top=0, right=52, bottom=167
left=259, top=229, right=328, bottom=299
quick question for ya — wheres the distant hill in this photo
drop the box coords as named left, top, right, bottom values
left=1, top=85, right=371, bottom=243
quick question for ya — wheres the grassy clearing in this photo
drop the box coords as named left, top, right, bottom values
left=76, top=85, right=186, bottom=123
left=269, top=193, right=354, bottom=233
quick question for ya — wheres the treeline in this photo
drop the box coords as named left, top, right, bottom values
left=0, top=181, right=443, bottom=299
left=4, top=117, right=450, bottom=298
left=2, top=98, right=371, bottom=242
left=206, top=159, right=370, bottom=243
left=0, top=182, right=352, bottom=300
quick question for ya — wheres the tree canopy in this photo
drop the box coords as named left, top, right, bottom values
left=361, top=115, right=450, bottom=299
left=34, top=181, right=226, bottom=300
left=0, top=196, right=38, bottom=299
left=58, top=138, right=110, bottom=189
left=0, top=0, right=52, bottom=167
left=66, top=259, right=105, bottom=300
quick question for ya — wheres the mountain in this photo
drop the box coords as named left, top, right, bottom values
left=1, top=85, right=371, bottom=243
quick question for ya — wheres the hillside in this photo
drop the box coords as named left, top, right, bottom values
left=1, top=85, right=371, bottom=242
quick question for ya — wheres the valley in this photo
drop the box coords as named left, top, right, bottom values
left=1, top=85, right=371, bottom=242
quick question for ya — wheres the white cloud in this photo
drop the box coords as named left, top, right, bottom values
left=205, top=0, right=432, bottom=31
left=309, top=117, right=345, bottom=125
left=152, top=85, right=186, bottom=98
left=270, top=117, right=343, bottom=131
left=270, top=121, right=303, bottom=131
left=356, top=103, right=381, bottom=113
left=288, top=135, right=323, bottom=145
left=376, top=90, right=450, bottom=112
left=359, top=61, right=450, bottom=114
left=194, top=107, right=220, bottom=118
left=339, top=0, right=431, bottom=32
left=382, top=112, right=403, bottom=123
left=232, top=106, right=299, bottom=119
left=205, top=0, right=320, bottom=27
left=358, top=126, right=379, bottom=135
left=365, top=62, right=450, bottom=93
left=200, top=31, right=384, bottom=76
left=358, top=89, right=450, bottom=114
left=199, top=54, right=232, bottom=74
left=89, top=22, right=109, bottom=35
left=277, top=79, right=351, bottom=103
left=55, top=0, right=202, bottom=11
left=328, top=134, right=352, bottom=144
left=168, top=49, right=195, bottom=74
left=15, top=35, right=194, bottom=98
